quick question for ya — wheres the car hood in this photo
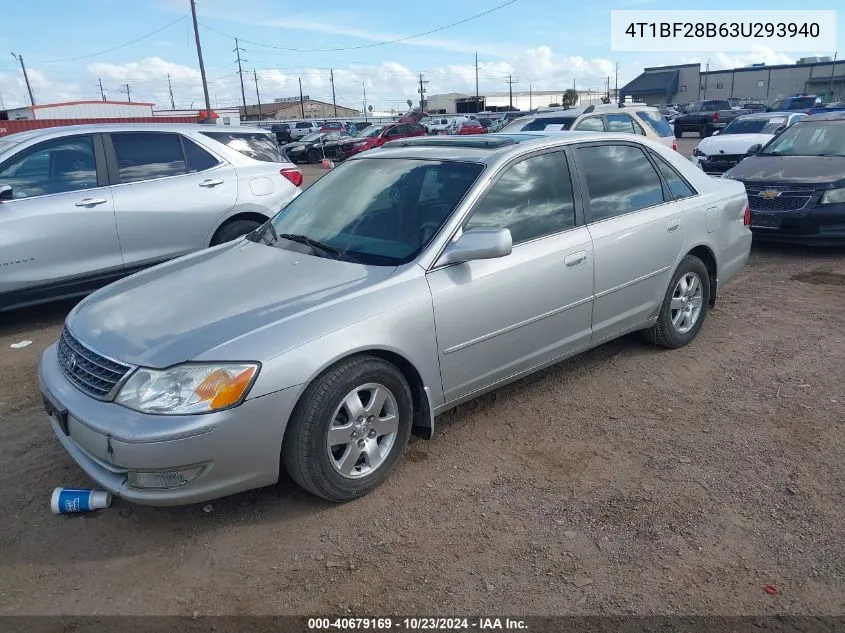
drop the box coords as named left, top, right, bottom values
left=66, top=241, right=398, bottom=368
left=697, top=133, right=773, bottom=155
left=283, top=142, right=306, bottom=151
left=726, top=155, right=845, bottom=184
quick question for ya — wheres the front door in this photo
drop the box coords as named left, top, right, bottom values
left=427, top=149, right=594, bottom=402
left=572, top=142, right=687, bottom=343
left=0, top=133, right=122, bottom=305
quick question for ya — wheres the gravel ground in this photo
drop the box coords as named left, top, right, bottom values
left=1, top=142, right=844, bottom=616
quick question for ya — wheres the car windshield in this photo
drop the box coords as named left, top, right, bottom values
left=300, top=132, right=326, bottom=143
left=636, top=111, right=673, bottom=136
left=499, top=116, right=577, bottom=132
left=759, top=121, right=845, bottom=157
left=722, top=117, right=787, bottom=134
left=201, top=132, right=285, bottom=162
left=250, top=158, right=484, bottom=265
left=357, top=126, right=385, bottom=138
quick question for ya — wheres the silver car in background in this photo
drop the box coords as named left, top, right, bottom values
left=38, top=132, right=752, bottom=506
left=0, top=124, right=302, bottom=310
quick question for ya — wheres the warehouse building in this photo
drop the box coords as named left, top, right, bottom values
left=240, top=96, right=359, bottom=120
left=620, top=57, right=845, bottom=107
left=0, top=100, right=154, bottom=120
left=425, top=89, right=609, bottom=114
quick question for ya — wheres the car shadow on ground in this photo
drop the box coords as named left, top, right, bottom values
left=0, top=298, right=79, bottom=338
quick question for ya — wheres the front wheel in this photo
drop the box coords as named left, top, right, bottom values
left=643, top=255, right=710, bottom=349
left=282, top=356, right=413, bottom=502
left=306, top=148, right=320, bottom=164
left=210, top=218, right=263, bottom=245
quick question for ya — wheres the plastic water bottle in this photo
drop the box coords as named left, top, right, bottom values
left=50, top=488, right=112, bottom=514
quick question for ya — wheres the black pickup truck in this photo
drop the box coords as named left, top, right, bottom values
left=673, top=100, right=748, bottom=138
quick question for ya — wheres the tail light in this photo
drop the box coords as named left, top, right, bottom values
left=672, top=139, right=678, bottom=152
left=743, top=205, right=751, bottom=226
left=281, top=168, right=303, bottom=187
left=712, top=111, right=719, bottom=123
left=807, top=109, right=813, bottom=115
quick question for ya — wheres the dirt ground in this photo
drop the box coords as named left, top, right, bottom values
left=1, top=146, right=844, bottom=616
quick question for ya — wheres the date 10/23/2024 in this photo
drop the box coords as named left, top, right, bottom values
left=307, top=618, right=529, bottom=630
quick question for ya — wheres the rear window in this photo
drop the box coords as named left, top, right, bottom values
left=296, top=122, right=312, bottom=129
left=704, top=100, right=731, bottom=110
left=636, top=111, right=673, bottom=137
left=500, top=116, right=576, bottom=132
left=722, top=117, right=787, bottom=134
left=201, top=131, right=285, bottom=162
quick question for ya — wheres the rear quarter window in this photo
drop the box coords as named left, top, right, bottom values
left=636, top=111, right=673, bottom=137
left=201, top=132, right=285, bottom=162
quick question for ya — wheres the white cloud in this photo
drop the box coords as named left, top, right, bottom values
left=680, top=47, right=796, bottom=70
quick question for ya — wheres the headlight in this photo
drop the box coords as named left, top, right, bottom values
left=116, top=363, right=259, bottom=414
left=820, top=188, right=845, bottom=205
left=692, top=147, right=706, bottom=157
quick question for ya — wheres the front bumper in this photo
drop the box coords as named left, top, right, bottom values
left=38, top=343, right=302, bottom=506
left=695, top=155, right=742, bottom=175
left=750, top=202, right=845, bottom=245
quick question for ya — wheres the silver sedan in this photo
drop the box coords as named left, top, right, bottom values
left=39, top=132, right=752, bottom=505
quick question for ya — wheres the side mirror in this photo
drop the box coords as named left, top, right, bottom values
left=436, top=228, right=512, bottom=267
left=0, top=184, right=12, bottom=201
left=746, top=143, right=763, bottom=155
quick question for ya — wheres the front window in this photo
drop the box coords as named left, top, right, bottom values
left=300, top=132, right=326, bottom=143
left=0, top=135, right=97, bottom=199
left=759, top=121, right=845, bottom=157
left=499, top=116, right=577, bottom=132
left=357, top=126, right=385, bottom=138
left=721, top=117, right=787, bottom=135
left=201, top=131, right=285, bottom=162
left=251, top=158, right=484, bottom=265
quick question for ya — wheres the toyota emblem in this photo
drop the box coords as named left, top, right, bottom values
left=67, top=353, right=77, bottom=372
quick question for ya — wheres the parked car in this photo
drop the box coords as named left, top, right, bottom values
left=499, top=105, right=678, bottom=150
left=659, top=107, right=680, bottom=124
left=282, top=131, right=356, bottom=164
left=0, top=124, right=302, bottom=311
left=341, top=122, right=427, bottom=158
left=673, top=100, right=749, bottom=138
left=289, top=121, right=321, bottom=140
left=742, top=103, right=769, bottom=113
left=320, top=121, right=346, bottom=133
left=399, top=110, right=428, bottom=123
left=722, top=111, right=845, bottom=244
left=455, top=120, right=485, bottom=135
left=769, top=95, right=820, bottom=113
left=424, top=117, right=451, bottom=135
left=809, top=101, right=845, bottom=114
left=270, top=123, right=293, bottom=144
left=692, top=112, right=807, bottom=175
left=38, top=132, right=751, bottom=505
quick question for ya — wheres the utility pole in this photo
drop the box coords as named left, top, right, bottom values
left=0, top=85, right=5, bottom=110
left=606, top=76, right=610, bottom=102
left=330, top=69, right=337, bottom=117
left=189, top=0, right=212, bottom=115
left=253, top=69, right=262, bottom=120
left=10, top=53, right=35, bottom=106
left=703, top=59, right=710, bottom=99
left=615, top=62, right=619, bottom=103
left=529, top=84, right=532, bottom=110
left=506, top=75, right=517, bottom=110
left=121, top=83, right=132, bottom=102
left=98, top=77, right=106, bottom=102
left=166, top=73, right=175, bottom=109
left=418, top=73, right=428, bottom=113
left=829, top=52, right=838, bottom=101
left=363, top=82, right=368, bottom=120
left=475, top=52, right=480, bottom=114
left=234, top=38, right=247, bottom=116
left=299, top=77, right=305, bottom=118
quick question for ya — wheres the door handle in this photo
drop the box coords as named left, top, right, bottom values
left=74, top=198, right=107, bottom=207
left=564, top=251, right=587, bottom=268
left=667, top=219, right=681, bottom=232
left=199, top=179, right=224, bottom=187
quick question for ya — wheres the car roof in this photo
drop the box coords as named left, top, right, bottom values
left=354, top=131, right=642, bottom=164
left=0, top=123, right=273, bottom=142
left=806, top=110, right=845, bottom=121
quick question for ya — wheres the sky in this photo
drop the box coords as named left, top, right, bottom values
left=0, top=0, right=841, bottom=113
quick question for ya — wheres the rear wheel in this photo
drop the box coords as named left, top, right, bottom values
left=283, top=356, right=413, bottom=502
left=674, top=126, right=683, bottom=138
left=210, top=218, right=263, bottom=245
left=700, top=125, right=713, bottom=138
left=307, top=148, right=320, bottom=164
left=643, top=255, right=710, bottom=349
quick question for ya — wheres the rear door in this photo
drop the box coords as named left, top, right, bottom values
left=0, top=133, right=123, bottom=304
left=427, top=149, right=594, bottom=401
left=573, top=142, right=687, bottom=343
left=105, top=131, right=237, bottom=269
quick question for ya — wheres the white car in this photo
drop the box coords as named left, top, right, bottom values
left=499, top=104, right=679, bottom=151
left=289, top=121, right=321, bottom=140
left=691, top=112, right=807, bottom=175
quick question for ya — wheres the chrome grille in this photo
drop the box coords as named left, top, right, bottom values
left=744, top=183, right=815, bottom=212
left=57, top=327, right=131, bottom=399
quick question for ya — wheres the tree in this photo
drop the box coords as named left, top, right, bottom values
left=561, top=89, right=578, bottom=107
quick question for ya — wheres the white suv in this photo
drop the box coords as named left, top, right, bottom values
left=499, top=104, right=678, bottom=150
left=0, top=123, right=302, bottom=310
left=289, top=121, right=321, bottom=140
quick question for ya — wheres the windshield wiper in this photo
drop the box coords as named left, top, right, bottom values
left=276, top=233, right=348, bottom=260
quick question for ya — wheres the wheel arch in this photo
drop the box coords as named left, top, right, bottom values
left=685, top=244, right=718, bottom=307
left=207, top=206, right=273, bottom=246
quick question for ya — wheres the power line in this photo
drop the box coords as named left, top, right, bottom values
left=32, top=15, right=187, bottom=63
left=199, top=0, right=519, bottom=52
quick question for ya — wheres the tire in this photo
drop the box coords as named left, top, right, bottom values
left=699, top=125, right=713, bottom=139
left=283, top=355, right=414, bottom=502
left=674, top=126, right=683, bottom=138
left=210, top=218, right=263, bottom=245
left=306, top=148, right=319, bottom=164
left=643, top=255, right=710, bottom=349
